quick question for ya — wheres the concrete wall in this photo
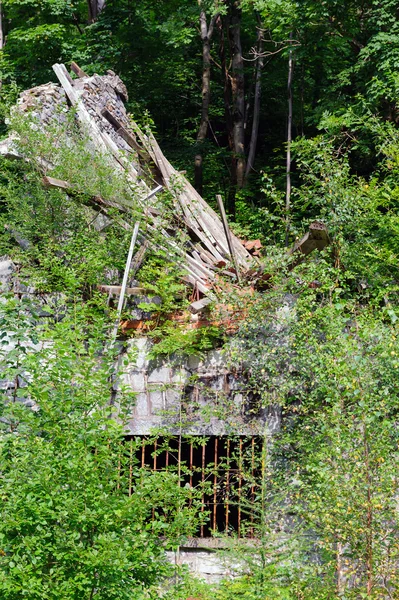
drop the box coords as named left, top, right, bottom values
left=122, top=338, right=281, bottom=436
left=166, top=538, right=248, bottom=585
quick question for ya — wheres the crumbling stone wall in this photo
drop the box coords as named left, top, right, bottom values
left=123, top=338, right=281, bottom=436
left=13, top=70, right=139, bottom=169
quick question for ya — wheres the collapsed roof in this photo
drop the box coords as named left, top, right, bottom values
left=1, top=62, right=255, bottom=296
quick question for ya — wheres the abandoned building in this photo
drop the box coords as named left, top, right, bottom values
left=0, top=62, right=329, bottom=582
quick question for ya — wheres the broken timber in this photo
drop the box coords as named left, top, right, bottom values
left=289, top=221, right=330, bottom=264
left=43, top=63, right=254, bottom=295
left=9, top=62, right=330, bottom=297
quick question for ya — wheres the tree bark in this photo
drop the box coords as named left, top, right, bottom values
left=195, top=5, right=216, bottom=196
left=285, top=32, right=293, bottom=247
left=245, top=13, right=264, bottom=179
left=218, top=15, right=233, bottom=152
left=228, top=1, right=246, bottom=191
left=218, top=14, right=236, bottom=216
left=88, top=0, right=106, bottom=23
left=0, top=1, right=4, bottom=51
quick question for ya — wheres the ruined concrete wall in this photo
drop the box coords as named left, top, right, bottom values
left=9, top=70, right=141, bottom=173
left=123, top=338, right=281, bottom=436
left=166, top=548, right=239, bottom=585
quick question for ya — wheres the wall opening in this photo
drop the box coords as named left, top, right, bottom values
left=126, top=435, right=266, bottom=538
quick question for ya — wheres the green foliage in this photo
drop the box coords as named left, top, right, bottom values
left=148, top=324, right=222, bottom=359
left=3, top=0, right=399, bottom=596
left=0, top=297, right=201, bottom=599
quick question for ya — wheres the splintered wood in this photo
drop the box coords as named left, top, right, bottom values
left=49, top=62, right=254, bottom=296
left=12, top=62, right=329, bottom=300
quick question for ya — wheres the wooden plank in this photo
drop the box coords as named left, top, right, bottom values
left=117, top=127, right=152, bottom=161
left=216, top=194, right=241, bottom=283
left=111, top=222, right=140, bottom=342
left=129, top=240, right=149, bottom=276
left=100, top=109, right=159, bottom=179
left=42, top=176, right=71, bottom=191
left=186, top=253, right=216, bottom=280
left=53, top=63, right=109, bottom=155
left=97, top=285, right=149, bottom=296
left=70, top=61, right=88, bottom=78
left=289, top=222, right=330, bottom=257
left=100, top=107, right=123, bottom=131
left=189, top=297, right=212, bottom=314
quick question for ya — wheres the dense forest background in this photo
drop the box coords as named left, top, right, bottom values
left=1, top=1, right=399, bottom=599
left=1, top=0, right=399, bottom=234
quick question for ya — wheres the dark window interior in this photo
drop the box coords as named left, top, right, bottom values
left=126, top=435, right=265, bottom=538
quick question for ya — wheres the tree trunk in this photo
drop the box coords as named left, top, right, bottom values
left=245, top=13, right=264, bottom=179
left=218, top=14, right=236, bottom=216
left=0, top=1, right=4, bottom=51
left=228, top=1, right=246, bottom=192
left=195, top=6, right=216, bottom=196
left=218, top=15, right=233, bottom=152
left=285, top=32, right=293, bottom=247
left=88, top=0, right=106, bottom=23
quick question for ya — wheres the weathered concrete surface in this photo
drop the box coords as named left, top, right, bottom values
left=0, top=258, right=15, bottom=291
left=166, top=547, right=239, bottom=585
left=123, top=338, right=281, bottom=436
left=165, top=538, right=252, bottom=584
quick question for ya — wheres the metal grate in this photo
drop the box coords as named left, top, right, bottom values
left=126, top=435, right=266, bottom=538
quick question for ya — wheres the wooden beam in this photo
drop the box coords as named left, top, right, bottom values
left=42, top=176, right=71, bottom=191
left=216, top=194, right=241, bottom=284
left=70, top=61, right=88, bottom=78
left=41, top=176, right=131, bottom=218
left=189, top=297, right=212, bottom=314
left=100, top=107, right=122, bottom=130
left=289, top=221, right=330, bottom=257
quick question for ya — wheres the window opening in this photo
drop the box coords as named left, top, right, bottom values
left=126, top=435, right=265, bottom=538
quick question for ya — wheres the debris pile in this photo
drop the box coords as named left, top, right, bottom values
left=2, top=62, right=255, bottom=297
left=0, top=62, right=330, bottom=317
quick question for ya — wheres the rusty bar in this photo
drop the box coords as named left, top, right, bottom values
left=189, top=441, right=193, bottom=508
left=213, top=437, right=218, bottom=532
left=251, top=437, right=255, bottom=537
left=200, top=441, right=205, bottom=537
left=238, top=437, right=243, bottom=538
left=141, top=437, right=145, bottom=469
left=129, top=439, right=133, bottom=497
left=225, top=438, right=230, bottom=533
left=189, top=441, right=193, bottom=488
left=152, top=439, right=157, bottom=522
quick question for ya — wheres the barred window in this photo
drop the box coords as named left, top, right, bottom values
left=127, top=436, right=267, bottom=538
